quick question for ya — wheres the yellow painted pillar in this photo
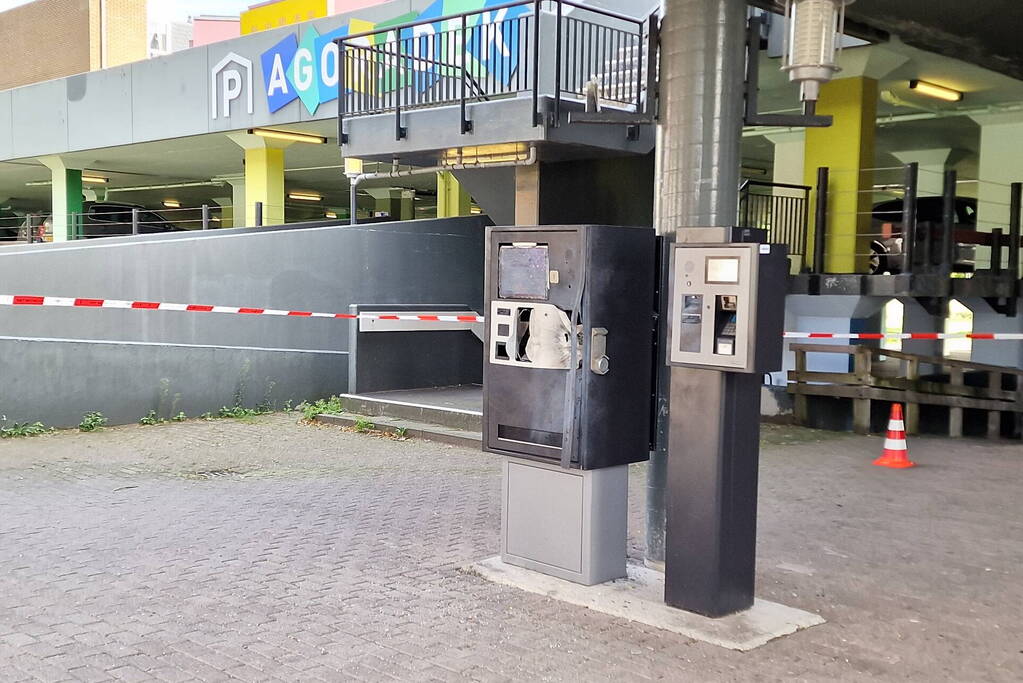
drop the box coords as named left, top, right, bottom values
left=436, top=171, right=471, bottom=217
left=804, top=77, right=878, bottom=273
left=245, top=147, right=285, bottom=226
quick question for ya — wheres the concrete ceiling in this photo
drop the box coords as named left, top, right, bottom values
left=845, top=0, right=1023, bottom=82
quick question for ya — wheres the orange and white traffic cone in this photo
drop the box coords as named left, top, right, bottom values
left=873, top=403, right=915, bottom=469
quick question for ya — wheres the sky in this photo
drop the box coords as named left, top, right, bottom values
left=0, top=0, right=254, bottom=22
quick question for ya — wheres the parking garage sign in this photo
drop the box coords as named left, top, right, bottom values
left=220, top=0, right=528, bottom=118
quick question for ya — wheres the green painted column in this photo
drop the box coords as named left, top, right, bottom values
left=436, top=171, right=471, bottom=217
left=39, top=157, right=83, bottom=241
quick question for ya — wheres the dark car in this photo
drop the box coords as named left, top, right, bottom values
left=41, top=202, right=182, bottom=239
left=870, top=197, right=977, bottom=274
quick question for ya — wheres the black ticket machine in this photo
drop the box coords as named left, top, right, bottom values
left=483, top=225, right=655, bottom=585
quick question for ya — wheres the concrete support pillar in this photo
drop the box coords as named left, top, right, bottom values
left=766, top=131, right=805, bottom=187
left=211, top=197, right=233, bottom=228
left=899, top=299, right=944, bottom=362
left=804, top=77, right=879, bottom=273
left=890, top=148, right=964, bottom=198
left=514, top=165, right=540, bottom=225
left=245, top=147, right=285, bottom=226
left=227, top=133, right=291, bottom=227
left=365, top=188, right=414, bottom=220
left=436, top=171, right=472, bottom=218
left=965, top=298, right=1023, bottom=369
left=38, top=156, right=83, bottom=242
left=970, top=113, right=1023, bottom=233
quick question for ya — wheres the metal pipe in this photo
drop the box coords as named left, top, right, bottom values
left=254, top=201, right=263, bottom=227
left=902, top=162, right=918, bottom=274
left=201, top=204, right=210, bottom=230
left=813, top=167, right=829, bottom=274
left=554, top=0, right=563, bottom=127
left=532, top=0, right=541, bottom=126
left=347, top=146, right=538, bottom=225
left=649, top=0, right=746, bottom=570
left=131, top=207, right=139, bottom=236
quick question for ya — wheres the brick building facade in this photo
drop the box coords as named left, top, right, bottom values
left=0, top=0, right=147, bottom=92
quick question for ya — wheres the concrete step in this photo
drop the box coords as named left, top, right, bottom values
left=316, top=413, right=482, bottom=449
left=336, top=392, right=482, bottom=432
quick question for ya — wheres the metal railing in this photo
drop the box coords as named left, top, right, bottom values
left=808, top=164, right=1022, bottom=280
left=737, top=179, right=810, bottom=263
left=337, top=0, right=653, bottom=141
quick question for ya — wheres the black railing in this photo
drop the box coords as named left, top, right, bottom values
left=337, top=0, right=653, bottom=142
left=738, top=179, right=810, bottom=264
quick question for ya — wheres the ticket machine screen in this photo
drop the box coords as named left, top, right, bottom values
left=499, top=245, right=549, bottom=300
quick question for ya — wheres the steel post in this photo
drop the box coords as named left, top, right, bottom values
left=813, top=167, right=829, bottom=274
left=941, top=169, right=957, bottom=274
left=1009, top=182, right=1020, bottom=278
left=651, top=0, right=747, bottom=617
left=902, top=163, right=918, bottom=274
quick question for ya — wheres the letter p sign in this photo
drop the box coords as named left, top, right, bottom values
left=211, top=52, right=254, bottom=119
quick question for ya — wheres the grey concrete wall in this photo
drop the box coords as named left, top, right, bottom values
left=0, top=217, right=486, bottom=426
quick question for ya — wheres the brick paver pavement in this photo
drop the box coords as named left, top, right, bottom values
left=0, top=416, right=1020, bottom=682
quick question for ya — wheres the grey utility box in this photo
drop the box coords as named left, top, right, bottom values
left=501, top=457, right=629, bottom=586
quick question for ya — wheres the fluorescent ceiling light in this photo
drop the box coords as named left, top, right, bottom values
left=288, top=192, right=322, bottom=202
left=82, top=174, right=109, bottom=184
left=249, top=128, right=327, bottom=144
left=325, top=211, right=338, bottom=219
left=162, top=199, right=180, bottom=208
left=909, top=80, right=963, bottom=102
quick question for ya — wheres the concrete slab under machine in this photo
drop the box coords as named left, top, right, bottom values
left=467, top=557, right=825, bottom=652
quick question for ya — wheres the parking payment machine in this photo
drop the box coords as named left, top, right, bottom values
left=484, top=225, right=655, bottom=585
left=662, top=228, right=787, bottom=617
left=667, top=238, right=785, bottom=373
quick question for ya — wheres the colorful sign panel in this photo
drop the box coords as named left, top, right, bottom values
left=258, top=0, right=528, bottom=116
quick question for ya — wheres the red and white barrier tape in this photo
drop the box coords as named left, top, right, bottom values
left=784, top=332, right=1023, bottom=341
left=0, top=295, right=485, bottom=323
left=2, top=294, right=1022, bottom=340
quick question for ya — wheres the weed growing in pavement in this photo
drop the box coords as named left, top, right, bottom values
left=353, top=418, right=375, bottom=433
left=139, top=411, right=163, bottom=426
left=216, top=405, right=268, bottom=419
left=395, top=426, right=409, bottom=439
left=297, top=396, right=345, bottom=421
left=172, top=412, right=188, bottom=422
left=78, top=412, right=107, bottom=433
left=0, top=421, right=52, bottom=439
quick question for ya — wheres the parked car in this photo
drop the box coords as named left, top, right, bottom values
left=39, top=202, right=182, bottom=240
left=870, top=197, right=978, bottom=274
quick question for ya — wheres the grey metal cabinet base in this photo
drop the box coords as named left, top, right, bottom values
left=501, top=457, right=629, bottom=586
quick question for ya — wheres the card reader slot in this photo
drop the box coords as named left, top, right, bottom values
left=497, top=424, right=563, bottom=450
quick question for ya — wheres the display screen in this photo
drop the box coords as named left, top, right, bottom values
left=499, top=245, right=550, bottom=300
left=706, top=257, right=740, bottom=284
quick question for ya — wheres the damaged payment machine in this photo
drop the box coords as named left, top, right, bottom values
left=484, top=225, right=655, bottom=585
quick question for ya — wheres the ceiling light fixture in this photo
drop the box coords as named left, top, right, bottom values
left=249, top=128, right=327, bottom=144
left=162, top=199, right=180, bottom=208
left=909, top=80, right=963, bottom=102
left=82, top=174, right=109, bottom=184
left=325, top=211, right=338, bottom=219
left=288, top=192, right=322, bottom=202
